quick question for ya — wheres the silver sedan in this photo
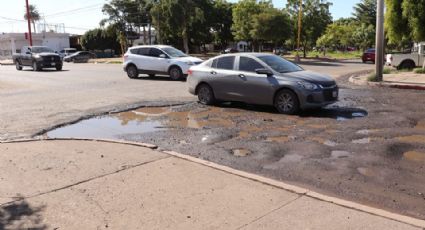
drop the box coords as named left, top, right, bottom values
left=187, top=53, right=338, bottom=114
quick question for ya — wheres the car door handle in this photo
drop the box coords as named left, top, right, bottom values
left=210, top=71, right=217, bottom=75
left=239, top=74, right=246, bottom=78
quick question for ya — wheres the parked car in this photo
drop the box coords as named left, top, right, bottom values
left=59, top=48, right=77, bottom=59
left=362, top=48, right=376, bottom=63
left=12, top=46, right=62, bottom=71
left=63, top=51, right=95, bottom=63
left=386, top=42, right=425, bottom=69
left=123, top=45, right=203, bottom=80
left=187, top=53, right=338, bottom=115
left=273, top=47, right=287, bottom=55
left=222, top=48, right=238, bottom=54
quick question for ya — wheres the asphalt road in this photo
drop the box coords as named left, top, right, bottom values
left=0, top=60, right=372, bottom=140
left=7, top=60, right=424, bottom=219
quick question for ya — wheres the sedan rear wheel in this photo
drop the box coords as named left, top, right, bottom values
left=274, top=89, right=299, bottom=115
left=126, top=65, right=139, bottom=79
left=197, top=84, right=216, bottom=105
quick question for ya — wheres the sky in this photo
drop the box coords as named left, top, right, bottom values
left=0, top=0, right=362, bottom=35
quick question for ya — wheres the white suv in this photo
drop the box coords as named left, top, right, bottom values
left=123, top=45, right=203, bottom=80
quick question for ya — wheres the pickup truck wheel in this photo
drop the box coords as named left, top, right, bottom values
left=126, top=65, right=139, bottom=79
left=399, top=60, right=415, bottom=70
left=32, top=62, right=40, bottom=71
left=56, top=65, right=62, bottom=71
left=15, top=61, right=22, bottom=70
left=169, top=66, right=183, bottom=81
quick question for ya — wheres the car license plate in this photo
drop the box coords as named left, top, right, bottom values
left=332, top=90, right=338, bottom=97
left=51, top=62, right=56, bottom=66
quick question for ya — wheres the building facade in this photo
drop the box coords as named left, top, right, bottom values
left=0, top=32, right=70, bottom=59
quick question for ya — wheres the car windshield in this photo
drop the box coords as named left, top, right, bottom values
left=161, top=47, right=188, bottom=58
left=258, top=55, right=303, bottom=73
left=31, top=47, right=54, bottom=53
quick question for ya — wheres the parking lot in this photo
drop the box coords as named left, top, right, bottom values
left=2, top=60, right=425, bottom=219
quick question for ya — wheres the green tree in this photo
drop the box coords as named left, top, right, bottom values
left=403, top=0, right=425, bottom=42
left=286, top=0, right=333, bottom=57
left=250, top=8, right=292, bottom=49
left=352, top=23, right=375, bottom=51
left=385, top=0, right=425, bottom=49
left=211, top=0, right=234, bottom=50
left=101, top=0, right=152, bottom=48
left=316, top=23, right=355, bottom=54
left=151, top=0, right=204, bottom=53
left=231, top=0, right=272, bottom=50
left=352, top=0, right=376, bottom=27
left=81, top=26, right=121, bottom=54
left=24, top=4, right=40, bottom=33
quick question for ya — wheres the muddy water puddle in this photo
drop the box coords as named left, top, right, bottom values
left=46, top=104, right=369, bottom=141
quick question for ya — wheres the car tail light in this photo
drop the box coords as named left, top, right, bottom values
left=123, top=55, right=128, bottom=62
left=187, top=69, right=193, bottom=76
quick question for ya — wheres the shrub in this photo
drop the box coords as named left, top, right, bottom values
left=414, top=68, right=425, bottom=74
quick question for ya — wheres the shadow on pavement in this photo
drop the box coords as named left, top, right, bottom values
left=0, top=198, right=47, bottom=230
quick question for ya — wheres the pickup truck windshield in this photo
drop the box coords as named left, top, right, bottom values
left=31, top=47, right=54, bottom=53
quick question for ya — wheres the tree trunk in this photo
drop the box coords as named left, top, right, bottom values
left=143, top=26, right=147, bottom=45
left=32, top=21, right=36, bottom=33
left=182, top=30, right=189, bottom=54
left=422, top=59, right=425, bottom=69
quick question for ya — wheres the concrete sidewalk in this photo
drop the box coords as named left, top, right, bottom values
left=0, top=59, right=13, bottom=65
left=350, top=72, right=425, bottom=90
left=0, top=139, right=423, bottom=229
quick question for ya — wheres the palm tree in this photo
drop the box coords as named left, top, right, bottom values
left=24, top=4, right=41, bottom=33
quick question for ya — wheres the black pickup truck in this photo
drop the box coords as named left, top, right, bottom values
left=12, top=46, right=62, bottom=71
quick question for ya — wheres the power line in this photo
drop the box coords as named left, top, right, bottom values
left=43, top=3, right=104, bottom=17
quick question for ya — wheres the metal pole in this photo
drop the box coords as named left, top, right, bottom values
left=375, top=0, right=384, bottom=81
left=25, top=0, right=33, bottom=46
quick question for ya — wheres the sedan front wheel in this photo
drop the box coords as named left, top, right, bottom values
left=274, top=89, right=300, bottom=115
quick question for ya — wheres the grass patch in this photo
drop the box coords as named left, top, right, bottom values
left=107, top=61, right=123, bottom=64
left=414, top=68, right=425, bottom=74
left=383, top=68, right=392, bottom=74
left=367, top=73, right=379, bottom=82
left=291, top=50, right=362, bottom=59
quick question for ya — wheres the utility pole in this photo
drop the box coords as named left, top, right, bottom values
left=375, top=0, right=384, bottom=81
left=295, top=0, right=303, bottom=62
left=25, top=0, right=33, bottom=46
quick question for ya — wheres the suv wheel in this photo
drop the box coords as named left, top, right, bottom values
left=56, top=65, right=62, bottom=71
left=16, top=61, right=22, bottom=70
left=197, top=84, right=216, bottom=105
left=169, top=66, right=183, bottom=81
left=126, top=65, right=139, bottom=79
left=274, top=89, right=300, bottom=115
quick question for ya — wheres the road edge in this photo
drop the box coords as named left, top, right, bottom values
left=1, top=138, right=424, bottom=228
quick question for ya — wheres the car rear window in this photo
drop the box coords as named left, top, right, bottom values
left=239, top=57, right=264, bottom=72
left=213, top=56, right=235, bottom=70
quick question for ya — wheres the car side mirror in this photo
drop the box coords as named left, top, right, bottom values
left=159, top=54, right=167, bottom=58
left=255, top=68, right=273, bottom=76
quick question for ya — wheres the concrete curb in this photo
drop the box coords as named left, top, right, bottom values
left=1, top=138, right=424, bottom=228
left=349, top=75, right=425, bottom=90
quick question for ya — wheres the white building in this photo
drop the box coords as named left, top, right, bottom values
left=0, top=32, right=69, bottom=59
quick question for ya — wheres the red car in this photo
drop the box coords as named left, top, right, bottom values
left=362, top=48, right=376, bottom=63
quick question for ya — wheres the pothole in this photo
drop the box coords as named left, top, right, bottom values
left=403, top=151, right=425, bottom=162
left=232, top=149, right=251, bottom=157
